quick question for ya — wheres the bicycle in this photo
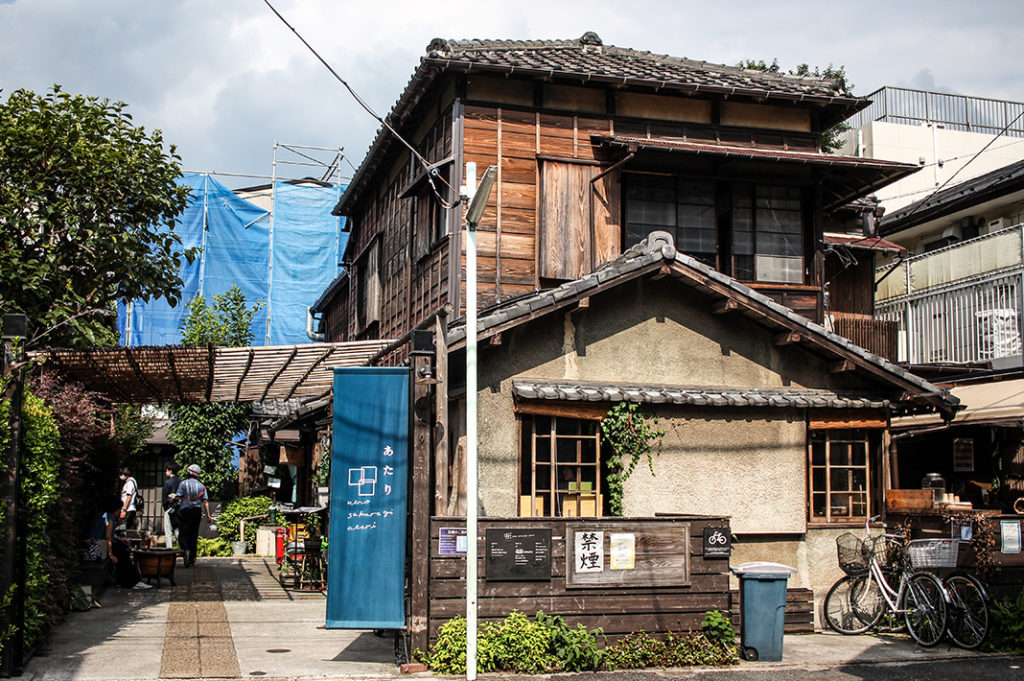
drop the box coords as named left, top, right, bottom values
left=824, top=516, right=949, bottom=647
left=942, top=571, right=990, bottom=649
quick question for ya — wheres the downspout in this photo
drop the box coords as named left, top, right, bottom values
left=588, top=148, right=636, bottom=270
left=306, top=307, right=325, bottom=342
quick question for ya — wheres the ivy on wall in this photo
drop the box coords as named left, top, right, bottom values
left=600, top=402, right=665, bottom=516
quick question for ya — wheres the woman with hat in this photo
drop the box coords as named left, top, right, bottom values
left=175, top=464, right=213, bottom=567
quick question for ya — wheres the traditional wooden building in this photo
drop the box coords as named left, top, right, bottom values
left=312, top=34, right=958, bottom=646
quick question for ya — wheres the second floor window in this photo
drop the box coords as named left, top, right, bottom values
left=624, top=174, right=806, bottom=285
left=625, top=176, right=716, bottom=268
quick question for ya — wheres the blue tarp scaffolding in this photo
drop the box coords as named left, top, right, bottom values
left=118, top=172, right=346, bottom=346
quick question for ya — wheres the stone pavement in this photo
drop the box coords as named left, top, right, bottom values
left=15, top=556, right=1001, bottom=680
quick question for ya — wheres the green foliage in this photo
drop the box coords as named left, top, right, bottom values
left=421, top=612, right=736, bottom=674
left=477, top=611, right=556, bottom=674
left=535, top=611, right=605, bottom=672
left=701, top=610, right=735, bottom=646
left=737, top=59, right=853, bottom=154
left=660, top=631, right=738, bottom=667
left=196, top=537, right=232, bottom=557
left=217, top=496, right=276, bottom=550
left=985, top=587, right=1024, bottom=653
left=169, top=402, right=248, bottom=498
left=601, top=626, right=737, bottom=670
left=169, top=286, right=262, bottom=498
left=418, top=615, right=468, bottom=674
left=115, top=405, right=155, bottom=461
left=600, top=402, right=664, bottom=516
left=179, top=286, right=264, bottom=347
left=0, top=386, right=62, bottom=653
left=0, top=86, right=194, bottom=348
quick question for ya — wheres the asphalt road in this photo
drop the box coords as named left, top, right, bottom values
left=652, top=656, right=1024, bottom=680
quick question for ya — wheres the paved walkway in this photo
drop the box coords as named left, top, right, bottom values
left=16, top=557, right=1002, bottom=680
left=18, top=557, right=396, bottom=681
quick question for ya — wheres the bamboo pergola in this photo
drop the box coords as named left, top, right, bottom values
left=34, top=341, right=393, bottom=405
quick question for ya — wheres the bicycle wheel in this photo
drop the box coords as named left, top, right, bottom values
left=944, top=574, right=989, bottom=649
left=902, top=572, right=948, bottom=647
left=824, top=574, right=883, bottom=635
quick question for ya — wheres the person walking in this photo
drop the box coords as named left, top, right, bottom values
left=162, top=464, right=182, bottom=549
left=118, top=467, right=140, bottom=530
left=176, top=464, right=212, bottom=567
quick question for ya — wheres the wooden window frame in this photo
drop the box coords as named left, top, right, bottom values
left=621, top=173, right=808, bottom=285
left=518, top=410, right=604, bottom=519
left=808, top=428, right=883, bottom=525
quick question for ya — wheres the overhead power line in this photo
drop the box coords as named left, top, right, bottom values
left=261, top=0, right=459, bottom=209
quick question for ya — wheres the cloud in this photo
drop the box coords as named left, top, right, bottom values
left=3, top=0, right=1022, bottom=184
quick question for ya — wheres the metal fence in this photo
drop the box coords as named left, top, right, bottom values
left=876, top=225, right=1024, bottom=364
left=847, top=87, right=1024, bottom=138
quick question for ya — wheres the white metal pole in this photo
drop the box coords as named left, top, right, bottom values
left=463, top=161, right=478, bottom=681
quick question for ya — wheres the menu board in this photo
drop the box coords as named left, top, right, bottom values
left=485, top=529, right=552, bottom=581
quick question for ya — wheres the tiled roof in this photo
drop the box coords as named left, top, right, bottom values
left=881, top=158, right=1024, bottom=234
left=334, top=33, right=871, bottom=221
left=425, top=35, right=858, bottom=104
left=513, top=379, right=891, bottom=410
left=594, top=135, right=920, bottom=210
left=448, top=231, right=957, bottom=416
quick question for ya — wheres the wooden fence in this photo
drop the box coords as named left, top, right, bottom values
left=425, top=516, right=731, bottom=642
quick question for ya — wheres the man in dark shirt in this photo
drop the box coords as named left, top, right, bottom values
left=162, top=464, right=182, bottom=549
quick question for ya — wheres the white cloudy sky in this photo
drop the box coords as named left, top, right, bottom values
left=2, top=0, right=1022, bottom=187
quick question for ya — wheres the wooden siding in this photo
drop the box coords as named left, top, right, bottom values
left=345, top=103, right=454, bottom=340
left=462, top=105, right=620, bottom=308
left=426, top=516, right=731, bottom=642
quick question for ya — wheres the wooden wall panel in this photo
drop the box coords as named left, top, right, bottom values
left=424, top=517, right=732, bottom=643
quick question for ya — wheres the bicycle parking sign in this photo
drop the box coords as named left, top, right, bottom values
left=703, top=527, right=731, bottom=559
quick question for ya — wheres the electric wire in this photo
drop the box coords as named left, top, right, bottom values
left=898, top=108, right=1024, bottom=222
left=261, top=0, right=460, bottom=209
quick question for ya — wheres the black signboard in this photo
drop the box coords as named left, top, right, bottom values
left=703, top=527, right=731, bottom=559
left=485, top=528, right=552, bottom=581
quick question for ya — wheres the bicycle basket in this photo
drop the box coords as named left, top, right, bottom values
left=836, top=532, right=870, bottom=575
left=905, top=538, right=960, bottom=569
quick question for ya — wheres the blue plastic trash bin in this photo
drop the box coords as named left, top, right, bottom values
left=730, top=561, right=797, bottom=662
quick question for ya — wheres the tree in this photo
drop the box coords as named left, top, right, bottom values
left=168, top=287, right=263, bottom=497
left=738, top=59, right=853, bottom=154
left=0, top=86, right=195, bottom=350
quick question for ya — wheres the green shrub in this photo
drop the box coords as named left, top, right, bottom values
left=985, top=588, right=1024, bottom=653
left=217, top=496, right=276, bottom=549
left=478, top=611, right=555, bottom=673
left=197, top=537, right=232, bottom=557
left=418, top=615, right=467, bottom=674
left=602, top=630, right=665, bottom=670
left=701, top=610, right=735, bottom=646
left=662, top=631, right=738, bottom=666
left=535, top=611, right=605, bottom=671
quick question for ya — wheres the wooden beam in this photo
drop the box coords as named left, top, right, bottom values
left=653, top=265, right=672, bottom=280
left=260, top=347, right=299, bottom=401
left=712, top=299, right=738, bottom=315
left=774, top=331, right=802, bottom=346
left=235, top=348, right=255, bottom=402
left=829, top=360, right=857, bottom=374
left=410, top=354, right=432, bottom=654
left=434, top=315, right=449, bottom=517
left=284, top=346, right=335, bottom=401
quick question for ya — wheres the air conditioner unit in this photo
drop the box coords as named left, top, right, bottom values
left=941, top=224, right=963, bottom=241
left=987, top=217, right=1010, bottom=233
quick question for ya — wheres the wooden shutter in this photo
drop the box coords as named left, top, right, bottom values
left=539, top=161, right=621, bottom=280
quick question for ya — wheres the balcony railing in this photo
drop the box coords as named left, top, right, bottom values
left=875, top=225, right=1024, bottom=364
left=845, top=86, right=1024, bottom=138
